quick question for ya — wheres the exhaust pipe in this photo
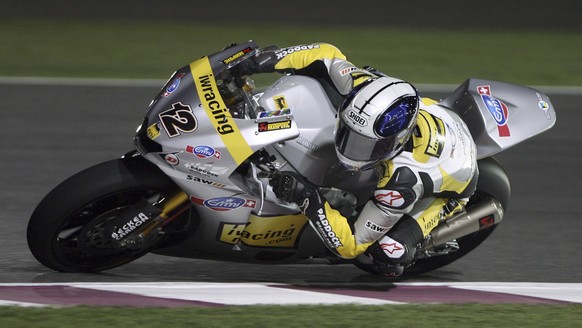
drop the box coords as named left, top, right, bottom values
left=423, top=197, right=504, bottom=249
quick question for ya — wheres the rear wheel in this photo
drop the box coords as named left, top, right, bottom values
left=402, top=192, right=498, bottom=276
left=27, top=155, right=189, bottom=273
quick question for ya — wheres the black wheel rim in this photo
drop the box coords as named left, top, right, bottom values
left=52, top=188, right=165, bottom=271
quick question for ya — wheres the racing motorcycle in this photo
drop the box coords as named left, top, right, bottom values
left=26, top=41, right=556, bottom=276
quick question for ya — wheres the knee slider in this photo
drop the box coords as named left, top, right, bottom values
left=369, top=215, right=423, bottom=265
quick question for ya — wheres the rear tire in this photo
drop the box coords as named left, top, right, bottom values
left=27, top=155, right=186, bottom=273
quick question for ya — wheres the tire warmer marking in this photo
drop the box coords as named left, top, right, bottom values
left=190, top=57, right=254, bottom=165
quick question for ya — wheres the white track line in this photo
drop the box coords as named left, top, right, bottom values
left=1, top=282, right=581, bottom=306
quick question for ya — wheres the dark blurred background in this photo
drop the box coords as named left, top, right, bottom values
left=2, top=0, right=580, bottom=30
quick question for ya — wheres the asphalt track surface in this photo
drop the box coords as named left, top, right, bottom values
left=1, top=80, right=581, bottom=289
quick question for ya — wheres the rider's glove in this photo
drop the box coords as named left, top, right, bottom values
left=269, top=171, right=321, bottom=212
left=269, top=171, right=344, bottom=258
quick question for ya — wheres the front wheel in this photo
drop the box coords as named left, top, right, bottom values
left=27, top=155, right=189, bottom=273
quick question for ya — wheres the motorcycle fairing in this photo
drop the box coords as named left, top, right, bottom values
left=440, top=78, right=556, bottom=159
left=136, top=42, right=300, bottom=192
left=190, top=57, right=254, bottom=165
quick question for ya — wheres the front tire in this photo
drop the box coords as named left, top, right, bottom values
left=27, top=155, right=186, bottom=273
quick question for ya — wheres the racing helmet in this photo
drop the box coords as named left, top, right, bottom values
left=335, top=76, right=419, bottom=170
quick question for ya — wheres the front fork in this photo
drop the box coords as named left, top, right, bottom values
left=118, top=191, right=191, bottom=250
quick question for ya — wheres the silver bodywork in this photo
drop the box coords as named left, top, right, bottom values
left=136, top=42, right=556, bottom=263
left=440, top=78, right=556, bottom=159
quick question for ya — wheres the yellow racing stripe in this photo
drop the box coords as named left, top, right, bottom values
left=190, top=57, right=254, bottom=165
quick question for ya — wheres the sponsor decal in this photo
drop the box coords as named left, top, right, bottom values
left=536, top=92, right=552, bottom=120
left=258, top=120, right=292, bottom=132
left=275, top=44, right=321, bottom=60
left=197, top=74, right=235, bottom=136
left=191, top=196, right=256, bottom=211
left=339, top=66, right=359, bottom=76
left=477, top=85, right=511, bottom=137
left=374, top=190, right=405, bottom=208
left=184, top=163, right=228, bottom=177
left=186, top=175, right=227, bottom=188
left=273, top=96, right=289, bottom=110
left=365, top=220, right=389, bottom=233
left=186, top=145, right=221, bottom=160
left=313, top=207, right=343, bottom=249
left=347, top=109, right=368, bottom=126
left=421, top=214, right=440, bottom=234
left=258, top=108, right=291, bottom=119
left=478, top=214, right=496, bottom=229
left=378, top=236, right=405, bottom=259
left=111, top=212, right=152, bottom=240
left=191, top=58, right=253, bottom=164
left=418, top=111, right=446, bottom=158
left=295, top=136, right=319, bottom=151
left=163, top=153, right=179, bottom=166
left=147, top=123, right=161, bottom=140
left=222, top=47, right=253, bottom=65
left=162, top=73, right=186, bottom=97
left=445, top=123, right=457, bottom=158
left=218, top=214, right=307, bottom=248
left=158, top=102, right=198, bottom=138
left=454, top=122, right=469, bottom=154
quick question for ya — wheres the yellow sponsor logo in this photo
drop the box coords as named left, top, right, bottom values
left=190, top=57, right=254, bottom=164
left=413, top=110, right=447, bottom=163
left=219, top=214, right=307, bottom=248
left=222, top=47, right=253, bottom=65
left=422, top=215, right=440, bottom=236
left=273, top=96, right=289, bottom=110
left=258, top=120, right=292, bottom=132
left=418, top=198, right=449, bottom=236
left=147, top=123, right=160, bottom=140
left=420, top=111, right=446, bottom=158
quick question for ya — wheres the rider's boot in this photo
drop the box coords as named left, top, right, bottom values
left=367, top=215, right=424, bottom=277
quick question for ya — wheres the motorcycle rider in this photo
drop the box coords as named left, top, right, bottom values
left=236, top=43, right=478, bottom=276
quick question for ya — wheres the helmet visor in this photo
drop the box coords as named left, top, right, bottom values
left=335, top=119, right=398, bottom=162
left=374, top=96, right=418, bottom=137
